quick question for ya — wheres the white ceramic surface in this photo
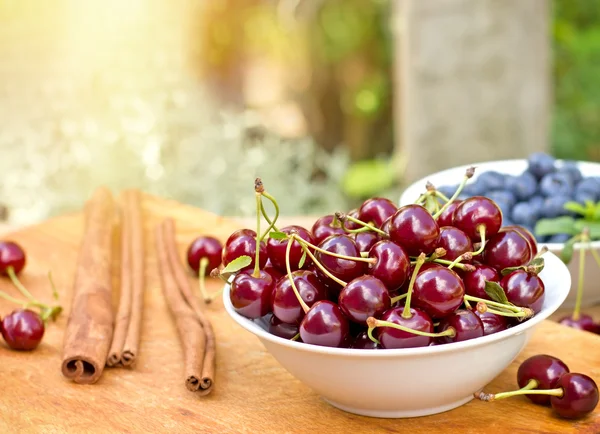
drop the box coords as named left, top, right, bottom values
left=399, top=159, right=600, bottom=308
left=223, top=252, right=570, bottom=418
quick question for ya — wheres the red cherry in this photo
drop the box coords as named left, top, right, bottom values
left=502, top=225, right=538, bottom=257
left=0, top=241, right=26, bottom=276
left=268, top=314, right=299, bottom=340
left=186, top=236, right=222, bottom=275
left=1, top=309, right=45, bottom=350
left=436, top=226, right=473, bottom=261
left=229, top=270, right=274, bottom=319
left=551, top=373, right=599, bottom=419
left=358, top=197, right=398, bottom=228
left=272, top=271, right=328, bottom=324
left=388, top=205, right=440, bottom=256
left=483, top=229, right=532, bottom=271
left=452, top=196, right=502, bottom=242
left=436, top=309, right=484, bottom=344
left=517, top=354, right=570, bottom=405
left=353, top=231, right=380, bottom=253
left=344, top=209, right=362, bottom=230
left=461, top=264, right=499, bottom=300
left=266, top=225, right=313, bottom=272
left=557, top=314, right=600, bottom=334
left=338, top=276, right=391, bottom=324
left=299, top=300, right=349, bottom=348
left=375, top=307, right=434, bottom=349
left=222, top=229, right=267, bottom=272
left=314, top=235, right=366, bottom=293
left=473, top=310, right=509, bottom=336
left=436, top=200, right=462, bottom=227
left=500, top=269, right=545, bottom=313
left=412, top=264, right=465, bottom=319
left=351, top=331, right=381, bottom=349
left=367, top=240, right=411, bottom=293
left=311, top=215, right=345, bottom=244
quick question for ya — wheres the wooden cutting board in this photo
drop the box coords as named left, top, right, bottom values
left=0, top=194, right=599, bottom=434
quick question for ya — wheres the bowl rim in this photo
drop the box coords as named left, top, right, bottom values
left=398, top=158, right=600, bottom=250
left=223, top=250, right=570, bottom=358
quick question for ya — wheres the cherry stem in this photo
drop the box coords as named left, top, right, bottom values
left=335, top=212, right=387, bottom=237
left=344, top=226, right=372, bottom=234
left=485, top=306, right=531, bottom=318
left=534, top=245, right=549, bottom=260
left=197, top=258, right=220, bottom=303
left=447, top=252, right=473, bottom=270
left=573, top=229, right=589, bottom=321
left=401, top=252, right=426, bottom=318
left=47, top=271, right=59, bottom=301
left=432, top=167, right=475, bottom=219
left=472, top=225, right=487, bottom=256
left=285, top=236, right=310, bottom=313
left=260, top=201, right=279, bottom=233
left=464, top=295, right=532, bottom=315
left=423, top=258, right=474, bottom=272
left=6, top=266, right=35, bottom=302
left=390, top=292, right=408, bottom=304
left=366, top=316, right=456, bottom=341
left=291, top=235, right=376, bottom=264
left=297, top=242, right=347, bottom=287
left=291, top=333, right=300, bottom=341
left=252, top=192, right=262, bottom=278
left=477, top=382, right=562, bottom=402
left=433, top=190, right=450, bottom=202
left=260, top=191, right=280, bottom=240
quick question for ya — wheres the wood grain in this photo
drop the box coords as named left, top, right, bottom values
left=0, top=194, right=599, bottom=433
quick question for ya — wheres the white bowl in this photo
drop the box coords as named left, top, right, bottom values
left=399, top=159, right=600, bottom=309
left=223, top=251, right=570, bottom=418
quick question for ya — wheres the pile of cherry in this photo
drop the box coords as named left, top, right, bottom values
left=191, top=172, right=549, bottom=351
left=0, top=241, right=62, bottom=351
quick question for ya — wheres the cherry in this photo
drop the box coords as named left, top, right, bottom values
left=358, top=197, right=398, bottom=228
left=222, top=229, right=267, bottom=272
left=436, top=200, right=462, bottom=227
left=338, top=276, right=391, bottom=324
left=557, top=315, right=599, bottom=334
left=267, top=225, right=313, bottom=272
left=502, top=225, right=538, bottom=257
left=263, top=264, right=284, bottom=283
left=372, top=306, right=434, bottom=349
left=517, top=354, right=570, bottom=405
left=351, top=331, right=381, bottom=349
left=473, top=310, right=509, bottom=336
left=380, top=216, right=392, bottom=236
left=367, top=240, right=411, bottom=292
left=500, top=270, right=545, bottom=313
left=436, top=309, right=484, bottom=344
left=268, top=314, right=299, bottom=340
left=186, top=236, right=222, bottom=275
left=452, top=196, right=502, bottom=243
left=229, top=270, right=274, bottom=319
left=483, top=229, right=532, bottom=271
left=0, top=241, right=26, bottom=275
left=299, top=300, right=349, bottom=348
left=0, top=309, right=45, bottom=350
left=388, top=204, right=440, bottom=256
left=344, top=209, right=362, bottom=230
left=272, top=270, right=328, bottom=324
left=353, top=231, right=379, bottom=253
left=551, top=373, right=599, bottom=419
left=311, top=215, right=345, bottom=244
left=314, top=235, right=366, bottom=291
left=436, top=226, right=473, bottom=261
left=412, top=264, right=465, bottom=318
left=461, top=264, right=499, bottom=300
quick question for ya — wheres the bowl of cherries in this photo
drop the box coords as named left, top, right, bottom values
left=219, top=177, right=571, bottom=418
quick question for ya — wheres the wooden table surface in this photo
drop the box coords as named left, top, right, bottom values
left=0, top=194, right=599, bottom=433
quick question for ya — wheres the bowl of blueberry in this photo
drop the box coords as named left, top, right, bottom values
left=218, top=178, right=571, bottom=418
left=400, top=153, right=600, bottom=308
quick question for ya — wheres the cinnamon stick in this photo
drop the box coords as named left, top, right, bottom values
left=155, top=221, right=211, bottom=395
left=162, top=218, right=216, bottom=392
left=107, top=189, right=145, bottom=367
left=61, top=187, right=115, bottom=384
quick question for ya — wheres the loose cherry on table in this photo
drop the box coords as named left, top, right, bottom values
left=557, top=314, right=599, bottom=334
left=0, top=309, right=45, bottom=351
left=266, top=225, right=313, bottom=272
left=186, top=236, right=222, bottom=275
left=516, top=354, right=570, bottom=405
left=358, top=197, right=398, bottom=228
left=0, top=241, right=27, bottom=276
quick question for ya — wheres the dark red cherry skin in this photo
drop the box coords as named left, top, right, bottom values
left=229, top=270, right=274, bottom=319
left=436, top=309, right=484, bottom=344
left=375, top=307, right=433, bottom=349
left=358, top=197, right=398, bottom=228
left=266, top=225, right=313, bottom=272
left=413, top=264, right=465, bottom=319
left=0, top=309, right=45, bottom=350
left=368, top=240, right=411, bottom=293
left=263, top=265, right=284, bottom=284
left=272, top=271, right=328, bottom=324
left=551, top=373, right=599, bottom=419
left=473, top=310, right=508, bottom=336
left=299, top=300, right=349, bottom=348
left=517, top=354, right=570, bottom=405
left=186, top=236, right=222, bottom=275
left=0, top=241, right=26, bottom=276
left=388, top=205, right=440, bottom=256
left=315, top=235, right=366, bottom=290
left=311, top=215, right=345, bottom=244
left=483, top=229, right=532, bottom=271
left=558, top=314, right=600, bottom=334
left=502, top=225, right=538, bottom=257
left=461, top=264, right=500, bottom=300
left=353, top=231, right=379, bottom=253
left=452, top=196, right=502, bottom=242
left=268, top=315, right=299, bottom=340
left=381, top=216, right=393, bottom=237
left=222, top=229, right=267, bottom=272
left=345, top=209, right=362, bottom=230
left=436, top=200, right=462, bottom=227
left=338, top=276, right=391, bottom=324
left=500, top=270, right=545, bottom=313
left=437, top=226, right=473, bottom=261
left=351, top=331, right=381, bottom=349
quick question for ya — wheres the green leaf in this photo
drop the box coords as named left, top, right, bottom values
left=221, top=255, right=252, bottom=274
left=563, top=201, right=587, bottom=216
left=484, top=281, right=510, bottom=305
left=560, top=236, right=577, bottom=264
left=298, top=250, right=307, bottom=269
left=573, top=221, right=600, bottom=239
left=594, top=202, right=600, bottom=221
left=269, top=231, right=288, bottom=240
left=501, top=257, right=545, bottom=276
left=534, top=216, right=578, bottom=236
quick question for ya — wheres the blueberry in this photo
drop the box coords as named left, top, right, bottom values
left=487, top=190, right=517, bottom=208
left=539, top=172, right=574, bottom=197
left=547, top=233, right=571, bottom=244
left=502, top=218, right=514, bottom=227
left=529, top=195, right=545, bottom=209
left=575, top=178, right=600, bottom=201
left=462, top=180, right=487, bottom=197
left=575, top=190, right=597, bottom=205
left=476, top=171, right=506, bottom=191
left=511, top=202, right=539, bottom=227
left=437, top=185, right=458, bottom=199
left=541, top=195, right=572, bottom=218
left=504, top=172, right=538, bottom=201
left=527, top=152, right=556, bottom=179
left=558, top=161, right=583, bottom=185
